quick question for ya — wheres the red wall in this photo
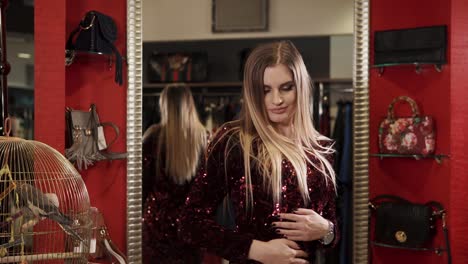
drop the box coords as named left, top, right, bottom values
left=36, top=0, right=128, bottom=257
left=370, top=0, right=468, bottom=263
left=448, top=0, right=468, bottom=262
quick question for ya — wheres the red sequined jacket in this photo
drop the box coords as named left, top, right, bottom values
left=180, top=123, right=338, bottom=263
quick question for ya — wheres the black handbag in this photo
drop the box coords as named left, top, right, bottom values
left=147, top=52, right=208, bottom=83
left=369, top=195, right=451, bottom=263
left=374, top=25, right=447, bottom=65
left=65, top=104, right=127, bottom=170
left=66, top=11, right=123, bottom=86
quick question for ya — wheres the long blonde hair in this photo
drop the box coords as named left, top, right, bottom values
left=222, top=41, right=336, bottom=208
left=148, top=84, right=207, bottom=184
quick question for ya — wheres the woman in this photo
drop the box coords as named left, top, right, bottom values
left=142, top=84, right=208, bottom=264
left=180, top=40, right=338, bottom=264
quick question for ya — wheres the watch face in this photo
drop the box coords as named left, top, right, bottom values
left=322, top=221, right=335, bottom=245
left=323, top=232, right=334, bottom=245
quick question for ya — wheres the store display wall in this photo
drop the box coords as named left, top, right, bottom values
left=35, top=0, right=127, bottom=255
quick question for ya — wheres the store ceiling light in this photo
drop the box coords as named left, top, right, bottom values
left=17, top=53, right=32, bottom=59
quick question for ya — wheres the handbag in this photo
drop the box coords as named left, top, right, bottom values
left=374, top=25, right=447, bottom=65
left=378, top=96, right=435, bottom=155
left=66, top=11, right=123, bottom=86
left=369, top=195, right=451, bottom=263
left=147, top=52, right=208, bottom=83
left=65, top=104, right=127, bottom=170
left=88, top=207, right=127, bottom=264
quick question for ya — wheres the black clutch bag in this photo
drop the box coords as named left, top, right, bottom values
left=147, top=52, right=208, bottom=83
left=374, top=25, right=447, bottom=65
left=369, top=195, right=451, bottom=263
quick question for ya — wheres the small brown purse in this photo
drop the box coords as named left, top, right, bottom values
left=88, top=207, right=127, bottom=264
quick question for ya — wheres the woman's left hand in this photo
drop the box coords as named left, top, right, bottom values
left=272, top=208, right=330, bottom=242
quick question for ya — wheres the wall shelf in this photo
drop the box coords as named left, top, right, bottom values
left=372, top=62, right=444, bottom=76
left=65, top=49, right=126, bottom=67
left=370, top=153, right=449, bottom=164
left=143, top=82, right=243, bottom=88
left=143, top=78, right=352, bottom=89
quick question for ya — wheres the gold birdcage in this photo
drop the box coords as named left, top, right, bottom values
left=0, top=131, right=92, bottom=263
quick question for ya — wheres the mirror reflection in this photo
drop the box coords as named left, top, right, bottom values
left=141, top=1, right=353, bottom=263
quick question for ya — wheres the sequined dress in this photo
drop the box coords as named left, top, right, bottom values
left=180, top=123, right=338, bottom=263
left=142, top=125, right=204, bottom=264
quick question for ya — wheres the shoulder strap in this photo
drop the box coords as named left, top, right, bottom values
left=90, top=104, right=127, bottom=160
left=369, top=194, right=411, bottom=209
left=99, top=226, right=127, bottom=264
left=94, top=12, right=123, bottom=86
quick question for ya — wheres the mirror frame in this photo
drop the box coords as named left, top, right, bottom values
left=125, top=0, right=370, bottom=263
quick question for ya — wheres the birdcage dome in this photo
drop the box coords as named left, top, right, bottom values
left=0, top=136, right=91, bottom=263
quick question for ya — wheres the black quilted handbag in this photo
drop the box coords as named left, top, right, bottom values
left=369, top=195, right=451, bottom=263
left=66, top=11, right=123, bottom=86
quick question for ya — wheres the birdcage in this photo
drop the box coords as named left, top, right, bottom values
left=0, top=134, right=92, bottom=263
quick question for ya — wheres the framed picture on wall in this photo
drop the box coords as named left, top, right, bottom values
left=212, top=0, right=268, bottom=33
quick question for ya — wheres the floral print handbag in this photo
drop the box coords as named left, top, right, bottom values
left=379, top=96, right=435, bottom=155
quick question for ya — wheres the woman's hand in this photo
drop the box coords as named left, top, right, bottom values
left=273, top=208, right=329, bottom=242
left=248, top=239, right=309, bottom=264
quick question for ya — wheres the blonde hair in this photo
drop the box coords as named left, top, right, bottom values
left=222, top=41, right=336, bottom=208
left=145, top=84, right=207, bottom=184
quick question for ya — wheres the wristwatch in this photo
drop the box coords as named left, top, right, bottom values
left=320, top=220, right=335, bottom=245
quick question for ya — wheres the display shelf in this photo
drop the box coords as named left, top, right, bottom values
left=143, top=78, right=352, bottom=89
left=65, top=49, right=126, bottom=67
left=143, top=82, right=243, bottom=88
left=372, top=62, right=444, bottom=76
left=370, top=153, right=449, bottom=164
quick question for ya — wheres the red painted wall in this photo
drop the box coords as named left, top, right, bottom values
left=448, top=1, right=468, bottom=262
left=370, top=0, right=468, bottom=263
left=36, top=0, right=128, bottom=258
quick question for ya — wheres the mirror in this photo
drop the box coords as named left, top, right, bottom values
left=126, top=0, right=369, bottom=263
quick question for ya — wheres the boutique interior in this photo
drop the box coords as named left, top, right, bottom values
left=2, top=0, right=467, bottom=263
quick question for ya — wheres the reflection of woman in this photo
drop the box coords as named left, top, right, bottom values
left=180, top=41, right=338, bottom=263
left=142, top=84, right=208, bottom=264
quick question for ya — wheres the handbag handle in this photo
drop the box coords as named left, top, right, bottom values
left=387, top=96, right=421, bottom=121
left=369, top=194, right=411, bottom=209
left=90, top=104, right=128, bottom=160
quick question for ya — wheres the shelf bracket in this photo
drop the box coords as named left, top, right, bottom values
left=415, top=64, right=422, bottom=74
left=378, top=67, right=385, bottom=76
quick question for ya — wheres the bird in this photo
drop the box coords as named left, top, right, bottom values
left=15, top=183, right=84, bottom=242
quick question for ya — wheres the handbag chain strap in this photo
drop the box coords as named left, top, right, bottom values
left=369, top=195, right=451, bottom=264
left=387, top=96, right=421, bottom=121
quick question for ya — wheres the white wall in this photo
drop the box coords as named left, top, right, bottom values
left=330, top=34, right=353, bottom=79
left=7, top=34, right=34, bottom=89
left=143, top=0, right=354, bottom=41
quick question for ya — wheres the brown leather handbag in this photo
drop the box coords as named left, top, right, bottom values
left=88, top=207, right=127, bottom=264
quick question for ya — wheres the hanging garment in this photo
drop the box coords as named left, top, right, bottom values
left=338, top=102, right=353, bottom=264
left=319, top=96, right=331, bottom=137
left=143, top=96, right=161, bottom=131
left=324, top=101, right=347, bottom=264
left=332, top=102, right=346, bottom=172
